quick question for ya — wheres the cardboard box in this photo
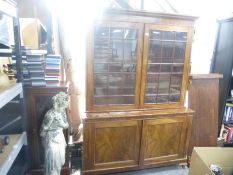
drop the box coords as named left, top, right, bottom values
left=19, top=18, right=47, bottom=49
left=189, top=147, right=233, bottom=175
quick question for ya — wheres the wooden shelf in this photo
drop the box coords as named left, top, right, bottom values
left=0, top=132, right=27, bottom=175
left=0, top=83, right=22, bottom=109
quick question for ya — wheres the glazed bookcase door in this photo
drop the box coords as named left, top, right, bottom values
left=140, top=24, right=193, bottom=108
left=87, top=21, right=143, bottom=111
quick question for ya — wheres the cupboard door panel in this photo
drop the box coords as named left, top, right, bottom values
left=93, top=120, right=142, bottom=169
left=142, top=116, right=188, bottom=165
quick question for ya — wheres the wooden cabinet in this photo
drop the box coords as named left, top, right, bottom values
left=188, top=74, right=222, bottom=157
left=83, top=109, right=193, bottom=174
left=25, top=85, right=69, bottom=175
left=84, top=9, right=197, bottom=175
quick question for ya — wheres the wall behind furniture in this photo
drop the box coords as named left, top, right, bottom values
left=171, top=1, right=233, bottom=73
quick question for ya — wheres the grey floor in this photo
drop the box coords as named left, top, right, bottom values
left=109, top=166, right=189, bottom=175
left=71, top=165, right=189, bottom=175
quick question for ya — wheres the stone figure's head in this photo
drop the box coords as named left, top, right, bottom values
left=52, top=92, right=69, bottom=111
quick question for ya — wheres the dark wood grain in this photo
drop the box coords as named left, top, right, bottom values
left=83, top=109, right=194, bottom=174
left=142, top=116, right=188, bottom=165
left=188, top=74, right=222, bottom=157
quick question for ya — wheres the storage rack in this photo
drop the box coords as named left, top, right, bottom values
left=0, top=0, right=28, bottom=174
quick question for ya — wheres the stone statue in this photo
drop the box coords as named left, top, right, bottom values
left=40, top=92, right=69, bottom=175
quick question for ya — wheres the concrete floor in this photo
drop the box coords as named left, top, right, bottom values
left=71, top=165, right=189, bottom=175
left=109, top=166, right=189, bottom=175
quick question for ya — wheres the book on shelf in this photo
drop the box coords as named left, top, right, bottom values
left=224, top=125, right=233, bottom=144
left=223, top=103, right=233, bottom=124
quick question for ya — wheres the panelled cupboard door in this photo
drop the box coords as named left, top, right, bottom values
left=141, top=24, right=194, bottom=109
left=141, top=116, right=188, bottom=165
left=84, top=120, right=142, bottom=170
left=87, top=21, right=144, bottom=111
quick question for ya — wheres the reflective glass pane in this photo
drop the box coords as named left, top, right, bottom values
left=148, top=64, right=160, bottom=72
left=108, top=97, right=122, bottom=104
left=150, top=30, right=162, bottom=39
left=158, top=74, right=170, bottom=94
left=108, top=87, right=121, bottom=95
left=94, top=74, right=108, bottom=87
left=94, top=87, right=107, bottom=96
left=123, top=74, right=136, bottom=88
left=174, top=42, right=186, bottom=63
left=149, top=40, right=161, bottom=63
left=110, top=28, right=124, bottom=39
left=157, top=95, right=169, bottom=103
left=122, top=96, right=134, bottom=104
left=176, top=32, right=187, bottom=41
left=173, top=64, right=184, bottom=73
left=162, top=41, right=174, bottom=63
left=108, top=86, right=135, bottom=96
left=122, top=64, right=136, bottom=72
left=163, top=31, right=175, bottom=40
left=124, top=40, right=137, bottom=61
left=111, top=40, right=124, bottom=60
left=95, top=27, right=109, bottom=38
left=145, top=95, right=157, bottom=103
left=94, top=97, right=108, bottom=105
left=160, top=65, right=172, bottom=73
left=146, top=74, right=159, bottom=97
left=107, top=87, right=135, bottom=96
left=94, top=39, right=111, bottom=61
left=109, top=63, right=122, bottom=72
left=125, top=29, right=138, bottom=39
left=94, top=63, right=108, bottom=72
left=122, top=88, right=135, bottom=95
left=169, top=94, right=180, bottom=102
left=108, top=74, right=123, bottom=87
left=170, top=74, right=182, bottom=94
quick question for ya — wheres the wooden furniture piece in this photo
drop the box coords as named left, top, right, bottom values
left=83, top=9, right=197, bottom=175
left=210, top=15, right=233, bottom=133
left=187, top=74, right=223, bottom=158
left=0, top=1, right=29, bottom=174
left=25, top=85, right=70, bottom=175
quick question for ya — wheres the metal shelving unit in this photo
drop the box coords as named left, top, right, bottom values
left=0, top=0, right=28, bottom=174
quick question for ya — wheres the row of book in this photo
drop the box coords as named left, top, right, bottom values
left=223, top=103, right=233, bottom=124
left=14, top=47, right=61, bottom=86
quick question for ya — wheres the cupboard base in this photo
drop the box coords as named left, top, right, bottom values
left=82, top=109, right=193, bottom=175
left=82, top=158, right=188, bottom=175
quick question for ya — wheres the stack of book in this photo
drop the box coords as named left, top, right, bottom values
left=21, top=47, right=47, bottom=86
left=45, top=55, right=61, bottom=86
